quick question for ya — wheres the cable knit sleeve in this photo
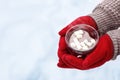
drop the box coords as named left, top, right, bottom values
left=89, top=0, right=120, bottom=34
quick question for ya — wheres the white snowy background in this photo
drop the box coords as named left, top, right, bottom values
left=0, top=0, right=120, bottom=80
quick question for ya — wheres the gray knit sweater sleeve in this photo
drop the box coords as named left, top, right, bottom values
left=107, top=29, right=120, bottom=59
left=89, top=0, right=120, bottom=34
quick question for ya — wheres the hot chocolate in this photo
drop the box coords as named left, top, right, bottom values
left=65, top=24, right=99, bottom=57
left=69, top=30, right=96, bottom=51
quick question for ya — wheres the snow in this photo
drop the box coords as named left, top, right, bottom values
left=0, top=0, right=120, bottom=80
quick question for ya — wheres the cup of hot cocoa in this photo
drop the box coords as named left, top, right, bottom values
left=65, top=24, right=99, bottom=57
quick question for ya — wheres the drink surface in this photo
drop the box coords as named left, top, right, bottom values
left=69, top=30, right=96, bottom=51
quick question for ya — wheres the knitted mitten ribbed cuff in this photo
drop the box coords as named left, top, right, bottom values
left=107, top=29, right=120, bottom=60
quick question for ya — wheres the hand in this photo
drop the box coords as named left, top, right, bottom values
left=58, top=34, right=114, bottom=70
left=57, top=16, right=99, bottom=69
left=57, top=16, right=114, bottom=70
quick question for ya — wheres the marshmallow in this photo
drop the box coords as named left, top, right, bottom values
left=73, top=38, right=80, bottom=46
left=76, top=45, right=82, bottom=50
left=73, top=38, right=83, bottom=50
left=74, top=30, right=84, bottom=35
left=90, top=39, right=96, bottom=44
left=76, top=34, right=83, bottom=39
left=70, top=42, right=76, bottom=48
left=82, top=45, right=89, bottom=50
left=84, top=39, right=93, bottom=47
left=80, top=42, right=86, bottom=47
left=84, top=39, right=89, bottom=43
left=77, top=30, right=84, bottom=34
left=69, top=29, right=96, bottom=51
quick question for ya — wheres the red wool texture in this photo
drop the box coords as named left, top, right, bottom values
left=57, top=16, right=114, bottom=70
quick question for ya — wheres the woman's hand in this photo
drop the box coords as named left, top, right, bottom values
left=57, top=16, right=114, bottom=70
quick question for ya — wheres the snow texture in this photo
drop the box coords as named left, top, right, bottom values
left=0, top=0, right=120, bottom=80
